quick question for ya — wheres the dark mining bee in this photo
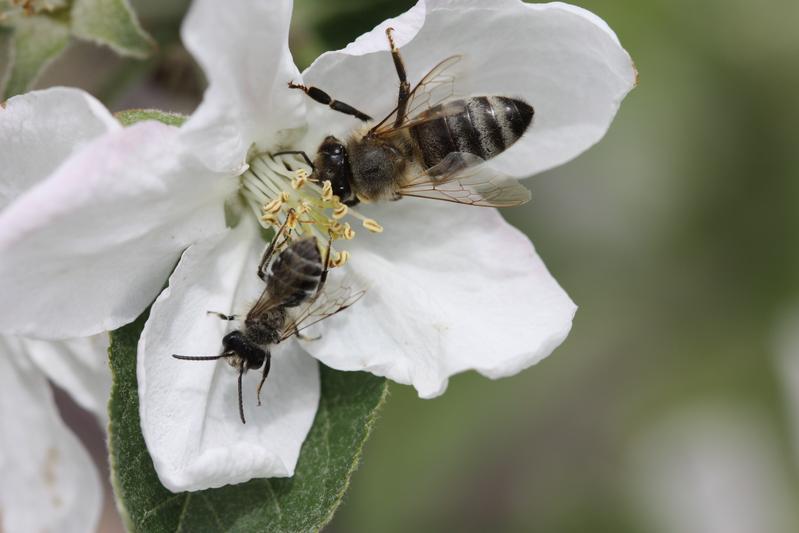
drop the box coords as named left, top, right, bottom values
left=280, top=28, right=534, bottom=207
left=172, top=213, right=363, bottom=424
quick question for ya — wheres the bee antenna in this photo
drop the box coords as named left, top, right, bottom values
left=171, top=354, right=225, bottom=361
left=238, top=368, right=246, bottom=424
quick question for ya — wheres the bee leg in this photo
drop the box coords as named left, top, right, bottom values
left=312, top=233, right=334, bottom=300
left=386, top=27, right=410, bottom=128
left=288, top=82, right=372, bottom=122
left=256, top=349, right=272, bottom=407
left=272, top=150, right=315, bottom=171
left=258, top=209, right=296, bottom=281
left=237, top=366, right=246, bottom=424
left=206, top=311, right=239, bottom=321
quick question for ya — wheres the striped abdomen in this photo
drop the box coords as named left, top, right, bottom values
left=266, top=238, right=323, bottom=308
left=410, top=96, right=534, bottom=169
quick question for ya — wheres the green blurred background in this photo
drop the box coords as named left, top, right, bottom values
left=29, top=0, right=799, bottom=531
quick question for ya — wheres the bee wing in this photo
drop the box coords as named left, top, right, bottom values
left=371, top=55, right=463, bottom=135
left=279, top=284, right=365, bottom=342
left=246, top=287, right=280, bottom=322
left=399, top=152, right=532, bottom=207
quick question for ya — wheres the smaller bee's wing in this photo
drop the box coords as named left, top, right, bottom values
left=399, top=152, right=532, bottom=207
left=279, top=285, right=365, bottom=342
left=371, top=55, right=463, bottom=135
left=246, top=287, right=280, bottom=322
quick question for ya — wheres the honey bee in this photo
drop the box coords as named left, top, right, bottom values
left=283, top=28, right=533, bottom=208
left=172, top=216, right=363, bottom=424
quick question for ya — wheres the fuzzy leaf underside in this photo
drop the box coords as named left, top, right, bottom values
left=70, top=0, right=156, bottom=59
left=1, top=15, right=69, bottom=98
left=108, top=109, right=389, bottom=532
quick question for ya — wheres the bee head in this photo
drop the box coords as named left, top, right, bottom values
left=313, top=136, right=359, bottom=206
left=222, top=330, right=266, bottom=369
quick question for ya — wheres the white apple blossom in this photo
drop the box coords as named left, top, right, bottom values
left=0, top=88, right=114, bottom=533
left=0, top=336, right=110, bottom=533
left=0, top=0, right=635, bottom=492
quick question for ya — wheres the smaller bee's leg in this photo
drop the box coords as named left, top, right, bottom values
left=259, top=209, right=296, bottom=281
left=237, top=366, right=246, bottom=424
left=313, top=233, right=334, bottom=300
left=206, top=311, right=239, bottom=321
left=288, top=82, right=372, bottom=122
left=272, top=150, right=315, bottom=171
left=256, top=349, right=272, bottom=407
left=386, top=27, right=410, bottom=127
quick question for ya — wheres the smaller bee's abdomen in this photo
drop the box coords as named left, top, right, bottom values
left=267, top=238, right=323, bottom=308
left=412, top=96, right=534, bottom=169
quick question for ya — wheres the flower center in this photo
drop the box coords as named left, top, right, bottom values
left=240, top=152, right=382, bottom=267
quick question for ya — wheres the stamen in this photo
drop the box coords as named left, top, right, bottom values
left=362, top=219, right=384, bottom=233
left=332, top=202, right=348, bottom=219
left=330, top=250, right=350, bottom=268
left=239, top=151, right=384, bottom=267
left=321, top=180, right=334, bottom=202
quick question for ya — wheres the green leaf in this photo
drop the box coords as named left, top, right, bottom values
left=109, top=313, right=389, bottom=532
left=1, top=14, right=69, bottom=98
left=70, top=0, right=156, bottom=59
left=114, top=108, right=187, bottom=127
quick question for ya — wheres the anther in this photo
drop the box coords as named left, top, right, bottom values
left=331, top=250, right=350, bottom=267
left=332, top=202, right=348, bottom=219
left=286, top=210, right=299, bottom=229
left=321, top=180, right=334, bottom=201
left=362, top=218, right=383, bottom=233
left=263, top=197, right=283, bottom=214
left=260, top=213, right=279, bottom=225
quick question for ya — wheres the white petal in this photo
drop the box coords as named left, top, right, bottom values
left=138, top=219, right=320, bottom=492
left=0, top=338, right=102, bottom=533
left=23, top=335, right=111, bottom=425
left=181, top=0, right=306, bottom=172
left=0, top=87, right=118, bottom=210
left=303, top=200, right=575, bottom=398
left=301, top=0, right=636, bottom=177
left=0, top=121, right=234, bottom=339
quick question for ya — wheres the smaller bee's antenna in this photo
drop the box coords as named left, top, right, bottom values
left=171, top=354, right=225, bottom=361
left=238, top=368, right=246, bottom=424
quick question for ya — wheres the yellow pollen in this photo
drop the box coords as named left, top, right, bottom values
left=285, top=210, right=299, bottom=229
left=321, top=180, right=334, bottom=201
left=260, top=213, right=279, bottom=225
left=263, top=197, right=283, bottom=214
left=331, top=250, right=350, bottom=267
left=291, top=172, right=308, bottom=189
left=280, top=191, right=290, bottom=202
left=342, top=223, right=355, bottom=240
left=332, top=202, right=348, bottom=219
left=362, top=218, right=384, bottom=233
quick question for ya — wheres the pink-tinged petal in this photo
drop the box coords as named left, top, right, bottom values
left=303, top=200, right=576, bottom=398
left=0, top=339, right=102, bottom=533
left=23, top=335, right=111, bottom=425
left=181, top=0, right=306, bottom=172
left=139, top=220, right=319, bottom=492
left=0, top=87, right=118, bottom=209
left=0, top=121, right=234, bottom=339
left=301, top=0, right=635, bottom=178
